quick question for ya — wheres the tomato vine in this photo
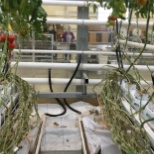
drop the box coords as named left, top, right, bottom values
left=92, top=0, right=154, bottom=154
left=92, top=0, right=154, bottom=20
left=0, top=1, right=46, bottom=153
left=0, top=0, right=47, bottom=36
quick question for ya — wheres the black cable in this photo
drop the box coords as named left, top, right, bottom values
left=151, top=72, right=154, bottom=86
left=115, top=47, right=121, bottom=68
left=116, top=19, right=119, bottom=33
left=46, top=54, right=82, bottom=116
left=63, top=54, right=82, bottom=114
left=45, top=69, right=67, bottom=117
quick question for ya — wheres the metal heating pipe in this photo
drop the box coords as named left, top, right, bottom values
left=22, top=78, right=152, bottom=86
left=11, top=62, right=154, bottom=71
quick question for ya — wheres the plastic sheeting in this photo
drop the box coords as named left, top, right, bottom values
left=16, top=101, right=122, bottom=154
left=82, top=116, right=122, bottom=154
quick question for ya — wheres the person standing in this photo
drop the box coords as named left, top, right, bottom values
left=61, top=26, right=75, bottom=43
left=48, top=25, right=57, bottom=58
left=49, top=25, right=56, bottom=41
left=61, top=26, right=75, bottom=60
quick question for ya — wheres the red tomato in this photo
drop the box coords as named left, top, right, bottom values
left=8, top=35, right=15, bottom=43
left=8, top=42, right=16, bottom=50
left=137, top=0, right=147, bottom=6
left=108, top=16, right=118, bottom=21
left=0, top=34, right=6, bottom=42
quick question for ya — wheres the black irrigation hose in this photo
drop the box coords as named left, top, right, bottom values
left=45, top=54, right=82, bottom=116
left=63, top=54, right=82, bottom=114
left=45, top=69, right=67, bottom=117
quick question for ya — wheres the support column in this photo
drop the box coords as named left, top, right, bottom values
left=76, top=6, right=89, bottom=94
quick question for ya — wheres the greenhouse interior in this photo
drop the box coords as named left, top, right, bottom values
left=1, top=0, right=154, bottom=153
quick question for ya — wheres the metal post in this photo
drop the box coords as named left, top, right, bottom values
left=76, top=6, right=89, bottom=94
left=51, top=34, right=54, bottom=62
left=31, top=31, right=36, bottom=89
left=32, top=31, right=35, bottom=62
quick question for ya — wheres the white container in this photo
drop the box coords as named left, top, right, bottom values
left=131, top=91, right=149, bottom=111
left=142, top=102, right=154, bottom=129
left=0, top=83, right=13, bottom=102
left=0, top=83, right=16, bottom=127
left=120, top=79, right=149, bottom=111
left=134, top=90, right=149, bottom=101
left=124, top=82, right=136, bottom=91
left=120, top=80, right=136, bottom=102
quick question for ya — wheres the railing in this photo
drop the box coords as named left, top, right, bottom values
left=10, top=1, right=154, bottom=98
left=11, top=45, right=153, bottom=92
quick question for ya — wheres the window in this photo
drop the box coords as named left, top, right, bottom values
left=96, top=33, right=102, bottom=42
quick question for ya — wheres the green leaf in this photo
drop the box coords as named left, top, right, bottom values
left=37, top=6, right=47, bottom=17
left=93, top=4, right=97, bottom=13
left=118, top=14, right=126, bottom=20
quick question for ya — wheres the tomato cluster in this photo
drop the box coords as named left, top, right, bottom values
left=0, top=34, right=16, bottom=51
left=108, top=15, right=117, bottom=26
left=106, top=15, right=118, bottom=27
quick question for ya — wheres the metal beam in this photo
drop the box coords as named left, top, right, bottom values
left=38, top=92, right=97, bottom=98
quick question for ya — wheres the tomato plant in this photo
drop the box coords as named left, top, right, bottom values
left=0, top=1, right=46, bottom=153
left=93, top=0, right=153, bottom=19
left=0, top=0, right=47, bottom=37
left=104, top=0, right=127, bottom=20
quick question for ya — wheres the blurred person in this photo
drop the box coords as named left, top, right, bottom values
left=48, top=25, right=56, bottom=41
left=61, top=26, right=75, bottom=60
left=48, top=25, right=57, bottom=58
left=61, top=26, right=75, bottom=43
